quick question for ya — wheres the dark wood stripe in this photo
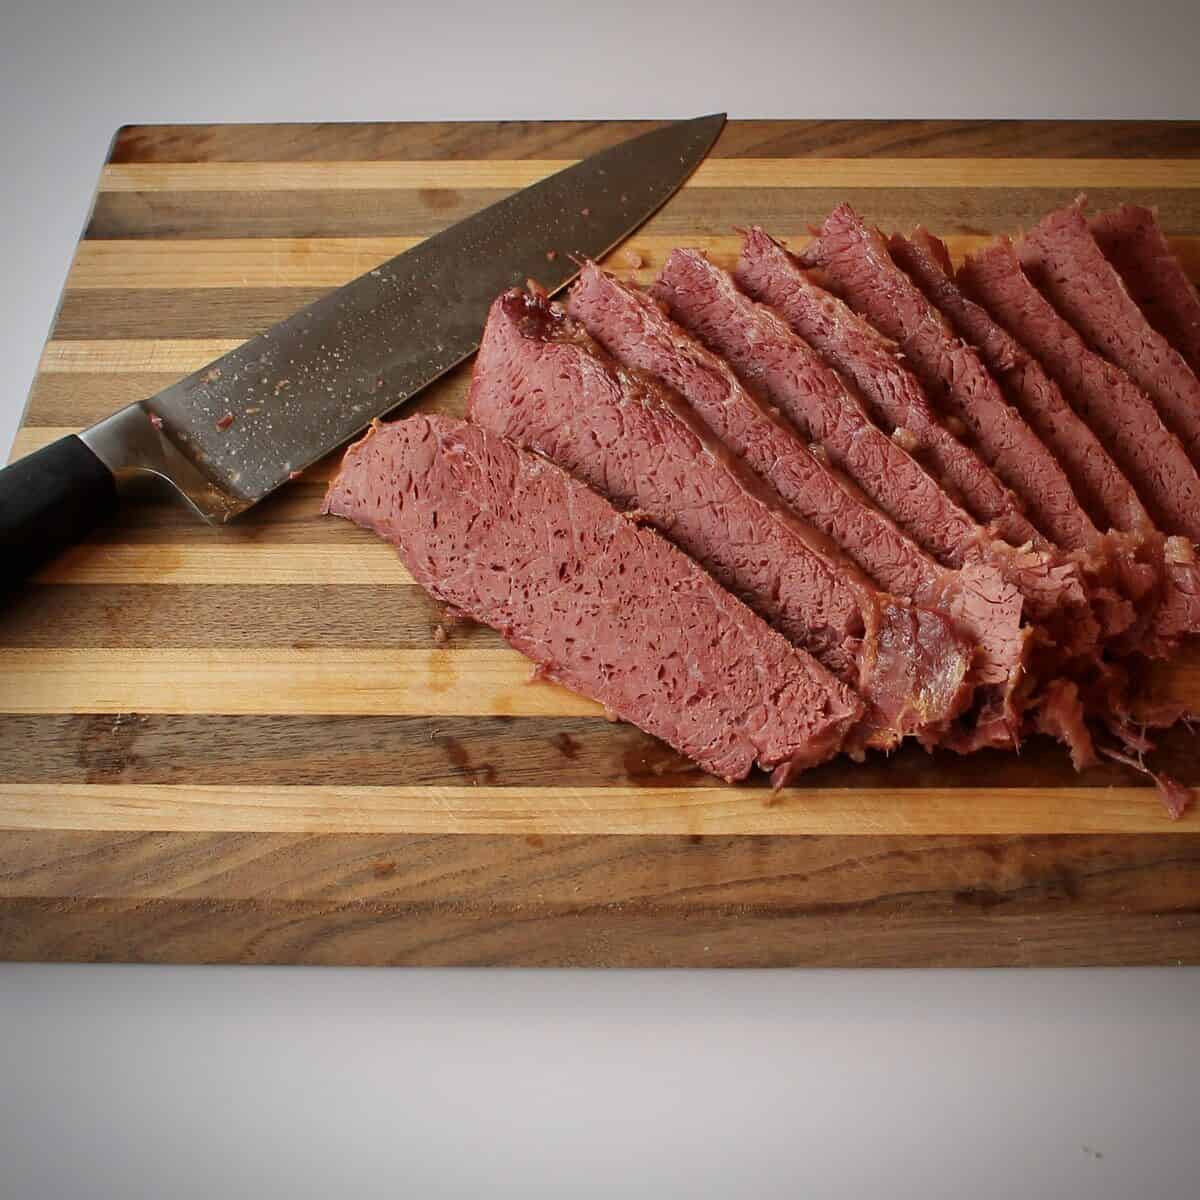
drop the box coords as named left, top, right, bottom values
left=85, top=486, right=343, bottom=541
left=0, top=584, right=500, bottom=648
left=1, top=711, right=1194, bottom=790
left=7, top=892, right=1200, bottom=965
left=8, top=828, right=1195, bottom=911
left=0, top=714, right=709, bottom=787
left=5, top=828, right=1200, bottom=965
left=109, top=120, right=1200, bottom=164
left=85, top=187, right=1200, bottom=242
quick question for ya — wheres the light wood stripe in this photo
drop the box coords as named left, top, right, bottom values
left=64, top=234, right=1200, bottom=291
left=10, top=427, right=379, bottom=483
left=0, top=782, right=1185, bottom=835
left=0, top=648, right=600, bottom=717
left=33, top=543, right=411, bottom=585
left=39, top=338, right=241, bottom=373
left=100, top=159, right=1200, bottom=193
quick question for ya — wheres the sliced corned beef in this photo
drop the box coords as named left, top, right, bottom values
left=652, top=248, right=987, bottom=570
left=1021, top=200, right=1200, bottom=470
left=734, top=226, right=1041, bottom=549
left=651, top=246, right=1108, bottom=648
left=323, top=414, right=863, bottom=781
left=891, top=228, right=1152, bottom=543
left=470, top=288, right=979, bottom=753
left=959, top=238, right=1200, bottom=658
left=799, top=203, right=1101, bottom=556
left=960, top=239, right=1200, bottom=544
left=564, top=264, right=1057, bottom=749
left=566, top=264, right=942, bottom=607
left=1092, top=204, right=1200, bottom=377
left=889, top=228, right=1145, bottom=640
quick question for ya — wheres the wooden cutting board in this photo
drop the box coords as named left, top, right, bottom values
left=3, top=119, right=1200, bottom=966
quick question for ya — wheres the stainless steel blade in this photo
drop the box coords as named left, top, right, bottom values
left=81, top=114, right=726, bottom=522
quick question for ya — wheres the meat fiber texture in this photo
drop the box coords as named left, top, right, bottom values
left=733, top=225, right=1097, bottom=664
left=1022, top=199, right=1200, bottom=472
left=735, top=226, right=1040, bottom=547
left=470, top=288, right=977, bottom=755
left=800, top=204, right=1103, bottom=563
left=959, top=238, right=1200, bottom=659
left=652, top=248, right=1092, bottom=630
left=648, top=246, right=1112, bottom=761
left=645, top=249, right=1047, bottom=738
left=888, top=228, right=1142, bottom=642
left=322, top=414, right=863, bottom=782
left=1092, top=204, right=1200, bottom=378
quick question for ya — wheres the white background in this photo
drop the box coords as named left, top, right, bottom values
left=2, top=1, right=1199, bottom=1195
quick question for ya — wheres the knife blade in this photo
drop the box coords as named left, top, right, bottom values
left=1, top=114, right=726, bottom=579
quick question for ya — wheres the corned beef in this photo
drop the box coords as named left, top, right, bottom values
left=651, top=247, right=1104, bottom=649
left=734, top=226, right=1041, bottom=549
left=566, top=264, right=943, bottom=606
left=1021, top=200, right=1200, bottom=470
left=960, top=239, right=1200, bottom=545
left=799, top=203, right=1102, bottom=556
left=889, top=228, right=1145, bottom=640
left=470, top=288, right=978, bottom=753
left=652, top=248, right=987, bottom=570
left=959, top=238, right=1200, bottom=659
left=322, top=414, right=863, bottom=781
left=891, top=228, right=1152, bottom=543
left=1092, top=204, right=1200, bottom=377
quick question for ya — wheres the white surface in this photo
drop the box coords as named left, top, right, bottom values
left=2, top=1, right=1199, bottom=1195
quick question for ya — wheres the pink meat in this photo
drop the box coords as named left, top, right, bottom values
left=652, top=248, right=987, bottom=570
left=651, top=246, right=1102, bottom=644
left=799, top=203, right=1101, bottom=556
left=959, top=238, right=1200, bottom=658
left=1092, top=204, right=1200, bottom=377
left=892, top=228, right=1152, bottom=542
left=960, top=239, right=1200, bottom=544
left=888, top=228, right=1146, bottom=641
left=1021, top=200, right=1200, bottom=471
left=470, top=289, right=978, bottom=753
left=323, top=414, right=863, bottom=781
left=735, top=226, right=1040, bottom=549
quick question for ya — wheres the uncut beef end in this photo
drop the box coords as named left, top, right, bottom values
left=958, top=238, right=1200, bottom=657
left=1092, top=204, right=1200, bottom=377
left=470, top=288, right=980, bottom=754
left=1021, top=199, right=1200, bottom=471
left=799, top=203, right=1103, bottom=560
left=653, top=246, right=1109, bottom=649
left=735, top=225, right=1040, bottom=549
left=323, top=415, right=863, bottom=781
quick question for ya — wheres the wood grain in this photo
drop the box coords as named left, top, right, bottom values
left=0, top=648, right=602, bottom=717
left=3, top=830, right=1199, bottom=965
left=4, top=118, right=1200, bottom=966
left=99, top=159, right=1200, bottom=192
left=64, top=235, right=1200, bottom=290
left=108, top=120, right=1200, bottom=162
left=30, top=543, right=415, bottom=584
left=0, top=783, right=1181, bottom=835
left=85, top=186, right=1200, bottom=241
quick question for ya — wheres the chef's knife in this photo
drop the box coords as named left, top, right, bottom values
left=1, top=114, right=726, bottom=579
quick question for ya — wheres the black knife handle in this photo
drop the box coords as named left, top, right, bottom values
left=0, top=434, right=117, bottom=581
